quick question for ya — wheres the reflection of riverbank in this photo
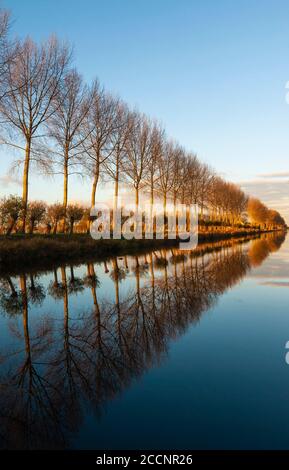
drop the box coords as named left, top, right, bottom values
left=0, top=232, right=286, bottom=449
left=0, top=229, right=286, bottom=276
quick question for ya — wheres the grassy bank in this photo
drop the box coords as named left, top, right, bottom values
left=0, top=229, right=284, bottom=274
left=0, top=234, right=178, bottom=273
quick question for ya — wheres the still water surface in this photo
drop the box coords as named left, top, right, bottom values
left=0, top=232, right=289, bottom=449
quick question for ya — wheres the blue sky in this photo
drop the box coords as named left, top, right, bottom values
left=1, top=0, right=289, bottom=221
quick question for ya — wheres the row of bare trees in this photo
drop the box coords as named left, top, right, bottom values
left=0, top=8, right=286, bottom=235
left=0, top=190, right=285, bottom=235
left=247, top=198, right=286, bottom=230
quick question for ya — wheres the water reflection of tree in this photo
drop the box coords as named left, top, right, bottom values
left=0, top=275, right=23, bottom=316
left=0, top=274, right=59, bottom=449
left=45, top=266, right=92, bottom=443
left=0, top=272, right=46, bottom=316
left=248, top=232, right=286, bottom=267
left=68, top=266, right=85, bottom=295
left=28, top=274, right=46, bottom=306
left=0, top=233, right=285, bottom=449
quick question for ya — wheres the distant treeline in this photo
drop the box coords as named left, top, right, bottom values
left=0, top=9, right=286, bottom=235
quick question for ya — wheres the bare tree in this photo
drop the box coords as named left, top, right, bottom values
left=196, top=164, right=215, bottom=219
left=170, top=145, right=186, bottom=209
left=124, top=113, right=153, bottom=208
left=0, top=36, right=71, bottom=232
left=147, top=123, right=163, bottom=207
left=156, top=140, right=176, bottom=214
left=47, top=69, right=94, bottom=228
left=103, top=102, right=131, bottom=211
left=82, top=83, right=118, bottom=209
left=186, top=155, right=203, bottom=206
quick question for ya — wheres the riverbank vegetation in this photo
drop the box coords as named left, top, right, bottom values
left=0, top=229, right=285, bottom=275
left=0, top=8, right=286, bottom=239
left=0, top=235, right=178, bottom=272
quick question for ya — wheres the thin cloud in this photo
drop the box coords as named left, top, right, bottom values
left=258, top=171, right=289, bottom=178
left=0, top=175, right=21, bottom=188
left=260, top=281, right=289, bottom=288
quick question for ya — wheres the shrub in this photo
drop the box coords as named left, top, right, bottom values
left=0, top=195, right=24, bottom=235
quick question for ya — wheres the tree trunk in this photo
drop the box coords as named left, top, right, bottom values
left=150, top=172, right=154, bottom=207
left=163, top=193, right=167, bottom=238
left=29, top=219, right=35, bottom=234
left=63, top=150, right=69, bottom=233
left=113, top=160, right=119, bottom=217
left=173, top=191, right=177, bottom=209
left=135, top=187, right=139, bottom=209
left=114, top=175, right=119, bottom=200
left=181, top=187, right=185, bottom=205
left=6, top=218, right=15, bottom=235
left=91, top=165, right=99, bottom=208
left=63, top=162, right=68, bottom=209
left=149, top=182, right=155, bottom=236
left=89, top=166, right=100, bottom=233
left=200, top=204, right=204, bottom=219
left=53, top=221, right=58, bottom=234
left=163, top=193, right=167, bottom=213
left=21, top=138, right=31, bottom=233
left=114, top=156, right=119, bottom=200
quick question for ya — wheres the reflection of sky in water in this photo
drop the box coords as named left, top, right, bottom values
left=0, top=232, right=289, bottom=450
